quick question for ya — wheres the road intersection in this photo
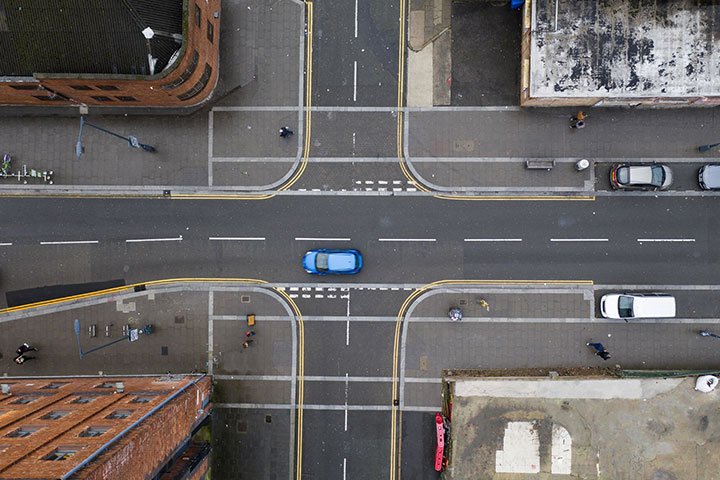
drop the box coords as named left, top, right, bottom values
left=2, top=0, right=720, bottom=479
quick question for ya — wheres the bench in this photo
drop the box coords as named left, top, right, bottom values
left=525, top=159, right=555, bottom=171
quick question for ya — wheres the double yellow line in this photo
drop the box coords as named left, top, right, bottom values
left=388, top=279, right=593, bottom=479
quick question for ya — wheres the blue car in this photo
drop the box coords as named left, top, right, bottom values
left=302, top=249, right=362, bottom=275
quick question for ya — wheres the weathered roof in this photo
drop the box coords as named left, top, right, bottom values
left=530, top=0, right=720, bottom=98
left=0, top=0, right=183, bottom=77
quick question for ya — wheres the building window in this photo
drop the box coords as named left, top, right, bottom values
left=178, top=64, right=212, bottom=101
left=32, top=95, right=64, bottom=101
left=130, top=396, right=156, bottom=404
left=70, top=85, right=93, bottom=91
left=11, top=397, right=35, bottom=405
left=96, top=85, right=119, bottom=91
left=6, top=426, right=41, bottom=438
left=44, top=447, right=79, bottom=461
left=195, top=4, right=201, bottom=26
left=42, top=382, right=69, bottom=390
left=41, top=411, right=70, bottom=420
left=79, top=426, right=109, bottom=438
left=207, top=20, right=214, bottom=43
left=115, top=96, right=138, bottom=102
left=10, top=85, right=41, bottom=90
left=71, top=396, right=94, bottom=404
left=161, top=51, right=199, bottom=90
left=90, top=96, right=114, bottom=102
left=106, top=409, right=133, bottom=419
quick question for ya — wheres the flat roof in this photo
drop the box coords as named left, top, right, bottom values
left=529, top=0, right=720, bottom=98
left=447, top=374, right=720, bottom=477
left=0, top=0, right=183, bottom=77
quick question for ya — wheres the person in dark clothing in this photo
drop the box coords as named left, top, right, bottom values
left=586, top=342, right=611, bottom=360
left=16, top=343, right=38, bottom=355
left=14, top=354, right=35, bottom=364
left=279, top=127, right=294, bottom=137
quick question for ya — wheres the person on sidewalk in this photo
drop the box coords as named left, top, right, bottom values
left=586, top=342, right=611, bottom=360
left=279, top=127, right=294, bottom=137
left=16, top=343, right=38, bottom=355
left=14, top=354, right=35, bottom=364
left=245, top=331, right=255, bottom=337
left=242, top=340, right=254, bottom=348
left=570, top=111, right=586, bottom=129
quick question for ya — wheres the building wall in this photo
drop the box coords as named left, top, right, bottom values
left=0, top=0, right=220, bottom=108
left=0, top=375, right=211, bottom=479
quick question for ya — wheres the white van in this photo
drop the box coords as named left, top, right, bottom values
left=600, top=293, right=676, bottom=320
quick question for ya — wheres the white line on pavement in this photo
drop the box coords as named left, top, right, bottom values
left=354, top=0, right=358, bottom=37
left=39, top=240, right=99, bottom=245
left=637, top=238, right=695, bottom=242
left=550, top=238, right=608, bottom=242
left=0, top=243, right=11, bottom=246
left=464, top=238, right=522, bottom=242
left=209, top=237, right=265, bottom=241
left=343, top=458, right=347, bottom=480
left=353, top=61, right=357, bottom=102
left=378, top=238, right=436, bottom=242
left=126, top=236, right=183, bottom=243
left=295, top=237, right=351, bottom=241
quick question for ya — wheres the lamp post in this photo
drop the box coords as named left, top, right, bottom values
left=698, top=143, right=720, bottom=153
left=74, top=319, right=153, bottom=359
left=75, top=116, right=155, bottom=157
left=699, top=330, right=720, bottom=339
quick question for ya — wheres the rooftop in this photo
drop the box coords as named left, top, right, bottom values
left=529, top=0, right=720, bottom=98
left=446, top=372, right=720, bottom=478
left=0, top=0, right=183, bottom=77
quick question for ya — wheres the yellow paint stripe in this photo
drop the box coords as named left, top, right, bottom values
left=434, top=194, right=596, bottom=201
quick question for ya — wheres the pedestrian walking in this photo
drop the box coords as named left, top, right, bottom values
left=245, top=331, right=255, bottom=337
left=279, top=126, right=294, bottom=137
left=586, top=342, right=611, bottom=360
left=14, top=354, right=35, bottom=364
left=570, top=111, right=587, bottom=129
left=242, top=339, right=254, bottom=349
left=16, top=343, right=38, bottom=355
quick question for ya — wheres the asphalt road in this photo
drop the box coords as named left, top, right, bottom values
left=0, top=195, right=716, bottom=299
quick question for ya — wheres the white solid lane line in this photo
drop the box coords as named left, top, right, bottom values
left=209, top=237, right=265, bottom=241
left=0, top=243, right=13, bottom=246
left=637, top=238, right=695, bottom=242
left=550, top=238, right=608, bottom=242
left=378, top=238, right=436, bottom=242
left=354, top=0, right=358, bottom=38
left=295, top=237, right=351, bottom=241
left=126, top=236, right=183, bottom=243
left=40, top=240, right=99, bottom=245
left=464, top=238, right=522, bottom=242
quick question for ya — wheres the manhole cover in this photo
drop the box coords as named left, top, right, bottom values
left=265, top=415, right=272, bottom=423
left=459, top=299, right=467, bottom=306
left=161, top=346, right=168, bottom=356
left=237, top=420, right=248, bottom=433
left=241, top=295, right=251, bottom=303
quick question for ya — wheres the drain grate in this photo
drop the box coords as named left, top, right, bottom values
left=241, top=295, right=251, bottom=303
left=174, top=316, right=185, bottom=324
left=161, top=346, right=168, bottom=356
left=265, top=415, right=272, bottom=423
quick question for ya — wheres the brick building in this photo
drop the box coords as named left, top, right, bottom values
left=0, top=0, right=220, bottom=108
left=0, top=375, right=211, bottom=480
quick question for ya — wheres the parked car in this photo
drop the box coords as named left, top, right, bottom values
left=302, top=249, right=362, bottom=275
left=699, top=164, right=720, bottom=190
left=600, top=293, right=676, bottom=319
left=609, top=164, right=673, bottom=190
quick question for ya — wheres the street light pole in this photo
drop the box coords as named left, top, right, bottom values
left=698, top=143, right=720, bottom=152
left=74, top=319, right=153, bottom=359
left=699, top=330, right=720, bottom=339
left=75, top=116, right=155, bottom=158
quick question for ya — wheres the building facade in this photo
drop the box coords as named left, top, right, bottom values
left=0, top=1, right=220, bottom=108
left=0, top=375, right=211, bottom=479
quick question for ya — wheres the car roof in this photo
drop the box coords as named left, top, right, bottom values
left=632, top=295, right=676, bottom=318
left=627, top=166, right=653, bottom=184
left=703, top=165, right=720, bottom=188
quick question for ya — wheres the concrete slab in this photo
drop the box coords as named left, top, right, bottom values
left=446, top=375, right=720, bottom=479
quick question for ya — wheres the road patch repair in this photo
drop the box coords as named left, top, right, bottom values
left=440, top=368, right=720, bottom=478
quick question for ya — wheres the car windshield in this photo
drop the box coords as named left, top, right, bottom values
left=650, top=166, right=665, bottom=186
left=617, top=167, right=630, bottom=184
left=618, top=296, right=634, bottom=318
left=315, top=253, right=329, bottom=271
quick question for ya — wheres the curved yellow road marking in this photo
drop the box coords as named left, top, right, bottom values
left=389, top=279, right=593, bottom=478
